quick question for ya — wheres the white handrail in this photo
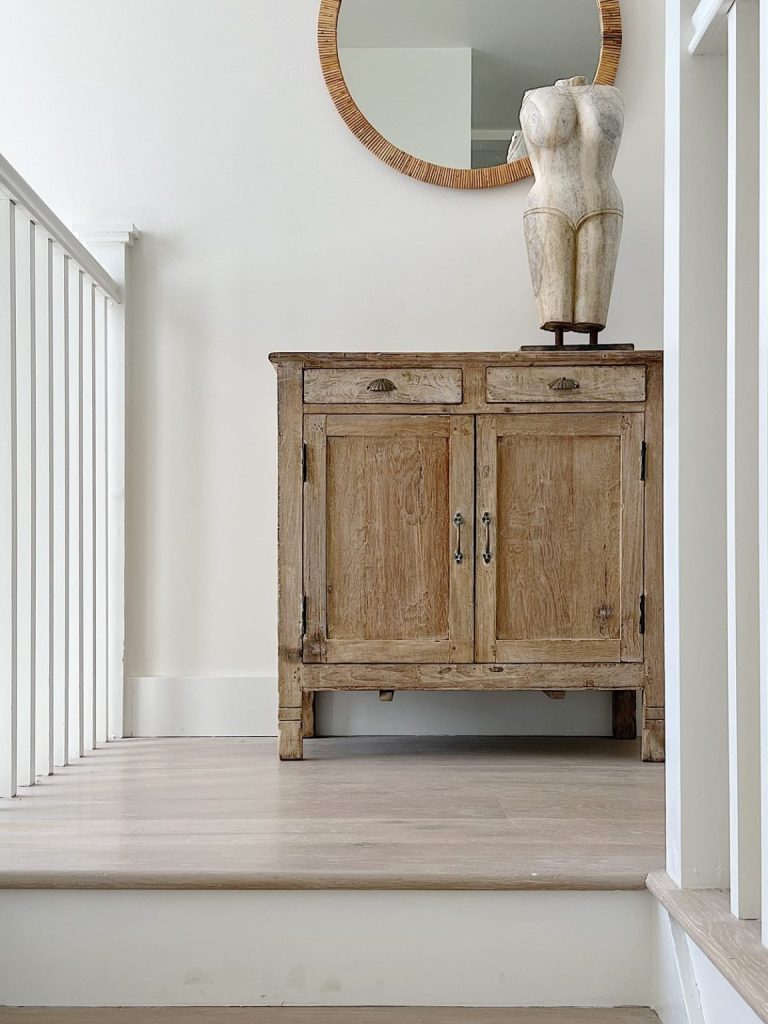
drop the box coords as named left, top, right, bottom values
left=0, top=152, right=121, bottom=303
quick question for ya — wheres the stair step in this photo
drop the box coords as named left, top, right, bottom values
left=0, top=1009, right=660, bottom=1023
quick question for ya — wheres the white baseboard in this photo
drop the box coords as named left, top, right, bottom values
left=0, top=890, right=652, bottom=1007
left=126, top=676, right=278, bottom=737
left=127, top=676, right=615, bottom=738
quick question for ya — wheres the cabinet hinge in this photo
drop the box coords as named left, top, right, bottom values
left=302, top=442, right=308, bottom=483
left=640, top=441, right=647, bottom=482
left=639, top=594, right=646, bottom=635
left=301, top=595, right=307, bottom=639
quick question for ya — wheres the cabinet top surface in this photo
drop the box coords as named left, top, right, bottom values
left=270, top=350, right=663, bottom=369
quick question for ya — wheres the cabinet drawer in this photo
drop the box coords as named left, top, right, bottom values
left=486, top=365, right=646, bottom=403
left=304, top=368, right=463, bottom=404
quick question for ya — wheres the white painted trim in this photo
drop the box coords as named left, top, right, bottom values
left=653, top=902, right=764, bottom=1024
left=75, top=225, right=139, bottom=249
left=664, top=0, right=730, bottom=889
left=726, top=0, right=762, bottom=921
left=127, top=676, right=278, bottom=737
left=105, top=294, right=125, bottom=740
left=669, top=918, right=706, bottom=1024
left=690, top=0, right=734, bottom=54
left=0, top=889, right=652, bottom=1007
left=760, top=0, right=768, bottom=947
left=0, top=152, right=121, bottom=302
left=0, top=198, right=17, bottom=798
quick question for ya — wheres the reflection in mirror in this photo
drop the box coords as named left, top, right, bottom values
left=337, top=0, right=603, bottom=171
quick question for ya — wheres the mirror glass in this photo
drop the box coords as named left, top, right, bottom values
left=337, top=0, right=603, bottom=170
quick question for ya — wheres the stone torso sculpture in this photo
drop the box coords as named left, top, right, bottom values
left=520, top=76, right=624, bottom=337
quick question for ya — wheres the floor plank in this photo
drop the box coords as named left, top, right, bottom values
left=0, top=737, right=664, bottom=891
left=0, top=1009, right=661, bottom=1023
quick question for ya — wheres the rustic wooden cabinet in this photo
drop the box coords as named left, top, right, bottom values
left=271, top=352, right=664, bottom=762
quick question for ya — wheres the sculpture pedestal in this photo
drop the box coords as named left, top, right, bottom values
left=521, top=343, right=636, bottom=351
left=521, top=326, right=635, bottom=351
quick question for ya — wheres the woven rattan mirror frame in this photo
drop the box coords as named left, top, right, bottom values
left=318, top=0, right=622, bottom=189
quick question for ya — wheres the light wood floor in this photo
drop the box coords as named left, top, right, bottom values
left=0, top=736, right=664, bottom=891
left=0, top=1009, right=661, bottom=1023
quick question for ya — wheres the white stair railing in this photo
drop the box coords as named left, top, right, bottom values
left=0, top=153, right=133, bottom=796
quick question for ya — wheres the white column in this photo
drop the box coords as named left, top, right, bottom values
left=726, top=0, right=762, bottom=921
left=665, top=0, right=731, bottom=887
left=759, top=0, right=768, bottom=946
left=0, top=198, right=17, bottom=798
left=75, top=225, right=138, bottom=741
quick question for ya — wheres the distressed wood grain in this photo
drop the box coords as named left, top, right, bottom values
left=275, top=362, right=304, bottom=760
left=304, top=368, right=462, bottom=405
left=303, top=662, right=644, bottom=691
left=0, top=1008, right=661, bottom=1023
left=272, top=352, right=663, bottom=762
left=487, top=365, right=646, bottom=403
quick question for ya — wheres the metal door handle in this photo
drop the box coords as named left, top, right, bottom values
left=481, top=512, right=492, bottom=564
left=453, top=512, right=464, bottom=564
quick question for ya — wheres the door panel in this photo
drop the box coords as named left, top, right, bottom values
left=476, top=413, right=644, bottom=663
left=303, top=414, right=474, bottom=663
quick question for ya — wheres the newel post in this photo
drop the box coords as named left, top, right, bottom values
left=75, top=225, right=138, bottom=741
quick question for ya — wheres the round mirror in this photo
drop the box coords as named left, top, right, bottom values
left=319, top=0, right=621, bottom=188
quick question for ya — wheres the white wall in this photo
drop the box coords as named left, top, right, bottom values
left=339, top=47, right=472, bottom=167
left=0, top=0, right=665, bottom=735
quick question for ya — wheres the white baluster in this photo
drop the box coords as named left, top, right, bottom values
left=81, top=280, right=94, bottom=752
left=94, top=294, right=108, bottom=744
left=0, top=198, right=17, bottom=798
left=52, top=251, right=69, bottom=767
left=68, top=267, right=83, bottom=760
left=34, top=230, right=53, bottom=778
left=14, top=210, right=34, bottom=787
left=106, top=295, right=125, bottom=740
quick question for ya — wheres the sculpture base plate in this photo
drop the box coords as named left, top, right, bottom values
left=520, top=343, right=636, bottom=351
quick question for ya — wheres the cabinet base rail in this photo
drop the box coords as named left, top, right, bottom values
left=300, top=662, right=645, bottom=691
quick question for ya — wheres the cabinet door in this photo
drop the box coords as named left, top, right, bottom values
left=303, top=414, right=474, bottom=664
left=476, top=413, right=644, bottom=663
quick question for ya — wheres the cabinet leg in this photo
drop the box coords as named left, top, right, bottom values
left=612, top=691, right=637, bottom=740
left=302, top=692, right=316, bottom=738
left=279, top=720, right=303, bottom=760
left=642, top=706, right=665, bottom=762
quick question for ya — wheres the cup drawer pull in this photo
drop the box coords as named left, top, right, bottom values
left=367, top=378, right=397, bottom=393
left=549, top=377, right=580, bottom=391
